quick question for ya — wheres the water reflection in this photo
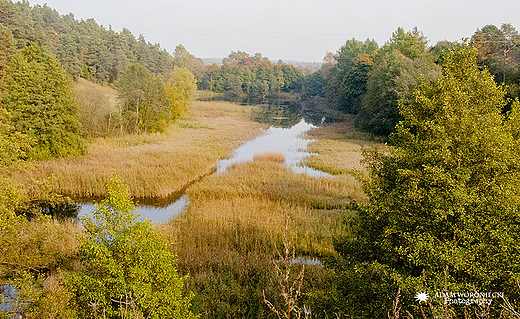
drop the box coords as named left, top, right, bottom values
left=218, top=119, right=331, bottom=177
left=77, top=195, right=188, bottom=224
left=0, top=285, right=15, bottom=313
left=251, top=104, right=302, bottom=128
left=56, top=114, right=331, bottom=224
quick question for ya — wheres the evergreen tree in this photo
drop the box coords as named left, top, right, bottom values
left=0, top=23, right=16, bottom=79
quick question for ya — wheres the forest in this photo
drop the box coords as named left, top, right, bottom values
left=2, top=0, right=520, bottom=318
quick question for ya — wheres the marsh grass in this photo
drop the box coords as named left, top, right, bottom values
left=253, top=152, right=286, bottom=163
left=170, top=160, right=361, bottom=256
left=9, top=101, right=265, bottom=199
left=156, top=118, right=378, bottom=317
left=304, top=120, right=386, bottom=176
left=160, top=158, right=362, bottom=317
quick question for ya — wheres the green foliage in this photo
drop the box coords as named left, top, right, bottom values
left=117, top=63, right=170, bottom=133
left=173, top=45, right=205, bottom=82
left=0, top=23, right=15, bottom=79
left=0, top=105, right=32, bottom=168
left=0, top=0, right=175, bottom=83
left=472, top=23, right=520, bottom=85
left=356, top=28, right=441, bottom=136
left=334, top=45, right=520, bottom=317
left=0, top=181, right=79, bottom=318
left=387, top=27, right=428, bottom=59
left=429, top=40, right=455, bottom=64
left=0, top=176, right=25, bottom=233
left=66, top=176, right=197, bottom=319
left=165, top=67, right=197, bottom=120
left=326, top=38, right=379, bottom=114
left=472, top=23, right=520, bottom=112
left=200, top=51, right=302, bottom=105
left=1, top=43, right=85, bottom=159
left=357, top=48, right=441, bottom=135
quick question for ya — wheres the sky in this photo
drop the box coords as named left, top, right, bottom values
left=30, top=0, right=520, bottom=62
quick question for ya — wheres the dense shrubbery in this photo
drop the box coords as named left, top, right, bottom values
left=66, top=177, right=197, bottom=318
left=333, top=45, right=520, bottom=317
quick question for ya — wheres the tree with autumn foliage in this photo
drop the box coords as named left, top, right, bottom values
left=165, top=66, right=197, bottom=120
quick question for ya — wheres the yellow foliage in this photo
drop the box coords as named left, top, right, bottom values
left=165, top=66, right=197, bottom=120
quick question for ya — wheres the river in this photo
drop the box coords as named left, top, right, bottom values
left=77, top=118, right=330, bottom=223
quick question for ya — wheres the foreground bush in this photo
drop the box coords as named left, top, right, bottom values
left=66, top=177, right=198, bottom=319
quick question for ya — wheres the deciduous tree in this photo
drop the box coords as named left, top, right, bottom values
left=334, top=45, right=520, bottom=317
left=165, top=66, right=197, bottom=120
left=1, top=43, right=85, bottom=159
left=117, top=63, right=170, bottom=133
left=66, top=177, right=198, bottom=319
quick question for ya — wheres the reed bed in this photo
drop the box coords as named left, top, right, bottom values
left=253, top=152, right=286, bottom=163
left=9, top=101, right=265, bottom=199
left=165, top=159, right=363, bottom=261
left=160, top=159, right=362, bottom=316
left=304, top=121, right=386, bottom=176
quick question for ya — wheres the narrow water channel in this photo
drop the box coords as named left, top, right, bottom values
left=77, top=119, right=330, bottom=223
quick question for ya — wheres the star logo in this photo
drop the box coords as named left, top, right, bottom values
left=415, top=292, right=429, bottom=303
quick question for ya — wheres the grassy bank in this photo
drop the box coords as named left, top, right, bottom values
left=304, top=119, right=385, bottom=176
left=10, top=101, right=265, bottom=199
left=160, top=149, right=364, bottom=317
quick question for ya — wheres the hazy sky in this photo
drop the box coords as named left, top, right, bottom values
left=31, top=0, right=520, bottom=62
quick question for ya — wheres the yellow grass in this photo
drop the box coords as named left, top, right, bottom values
left=253, top=152, right=286, bottom=163
left=304, top=121, right=385, bottom=176
left=75, top=78, right=117, bottom=111
left=163, top=159, right=364, bottom=265
left=10, top=101, right=266, bottom=199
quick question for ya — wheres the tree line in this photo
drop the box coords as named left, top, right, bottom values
left=0, top=0, right=174, bottom=83
left=199, top=51, right=302, bottom=105
left=302, top=24, right=520, bottom=137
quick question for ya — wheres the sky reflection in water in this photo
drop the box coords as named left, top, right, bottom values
left=78, top=119, right=330, bottom=223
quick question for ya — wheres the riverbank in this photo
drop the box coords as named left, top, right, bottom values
left=9, top=101, right=266, bottom=199
left=159, top=121, right=383, bottom=316
left=304, top=119, right=386, bottom=176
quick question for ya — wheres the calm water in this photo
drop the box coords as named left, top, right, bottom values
left=77, top=119, right=330, bottom=223
left=218, top=119, right=331, bottom=177
left=77, top=195, right=188, bottom=223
